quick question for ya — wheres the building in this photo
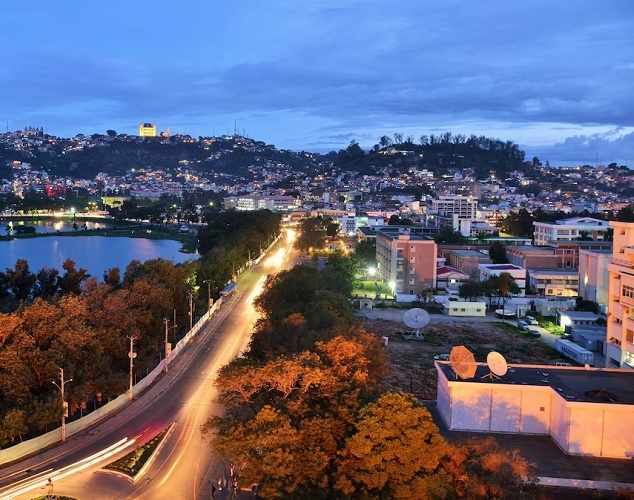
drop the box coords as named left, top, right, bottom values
left=431, top=195, right=478, bottom=218
left=443, top=301, right=486, bottom=317
left=578, top=249, right=611, bottom=309
left=435, top=361, right=634, bottom=458
left=478, top=263, right=526, bottom=296
left=527, top=269, right=578, bottom=297
left=375, top=228, right=437, bottom=296
left=223, top=195, right=299, bottom=212
left=533, top=217, right=610, bottom=246
left=443, top=249, right=491, bottom=277
left=606, top=221, right=634, bottom=368
left=436, top=266, right=470, bottom=294
left=139, top=123, right=157, bottom=137
left=506, top=245, right=561, bottom=270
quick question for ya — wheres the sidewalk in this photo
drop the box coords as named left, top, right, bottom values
left=423, top=401, right=634, bottom=492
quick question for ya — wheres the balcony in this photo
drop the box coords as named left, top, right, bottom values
left=620, top=295, right=634, bottom=308
left=611, top=258, right=634, bottom=270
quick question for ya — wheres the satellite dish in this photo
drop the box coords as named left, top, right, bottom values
left=449, top=345, right=477, bottom=380
left=481, top=351, right=508, bottom=381
left=403, top=308, right=430, bottom=340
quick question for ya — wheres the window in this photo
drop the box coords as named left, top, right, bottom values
left=409, top=278, right=415, bottom=285
left=410, top=245, right=416, bottom=252
left=409, top=289, right=414, bottom=295
left=627, top=329, right=634, bottom=344
left=410, top=256, right=415, bottom=263
left=623, top=285, right=634, bottom=299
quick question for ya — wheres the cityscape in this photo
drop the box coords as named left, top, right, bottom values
left=0, top=123, right=633, bottom=499
left=1, top=1, right=634, bottom=498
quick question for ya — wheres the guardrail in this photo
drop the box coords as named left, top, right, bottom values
left=0, top=299, right=224, bottom=466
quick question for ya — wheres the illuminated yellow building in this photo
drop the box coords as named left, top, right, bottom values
left=139, top=123, right=157, bottom=137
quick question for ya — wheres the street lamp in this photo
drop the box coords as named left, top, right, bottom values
left=128, top=336, right=137, bottom=401
left=52, top=367, right=72, bottom=442
left=187, top=291, right=194, bottom=331
left=203, top=279, right=214, bottom=308
left=163, top=318, right=178, bottom=373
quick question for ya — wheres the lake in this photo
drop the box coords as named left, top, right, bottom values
left=0, top=236, right=198, bottom=280
left=4, top=219, right=112, bottom=234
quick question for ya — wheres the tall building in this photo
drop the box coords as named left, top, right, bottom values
left=139, top=123, right=157, bottom=137
left=375, top=228, right=437, bottom=296
left=431, top=195, right=478, bottom=218
left=606, top=221, right=634, bottom=368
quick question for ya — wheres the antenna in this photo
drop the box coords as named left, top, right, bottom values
left=403, top=308, right=430, bottom=340
left=481, top=351, right=508, bottom=381
left=449, top=345, right=477, bottom=380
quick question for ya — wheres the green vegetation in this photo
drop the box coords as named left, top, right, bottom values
left=103, top=425, right=171, bottom=478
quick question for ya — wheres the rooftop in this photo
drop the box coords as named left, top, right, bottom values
left=437, top=362, right=634, bottom=405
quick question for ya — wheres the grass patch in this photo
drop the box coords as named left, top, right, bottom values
left=103, top=425, right=171, bottom=479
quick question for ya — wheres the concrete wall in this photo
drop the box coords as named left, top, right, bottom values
left=439, top=368, right=634, bottom=458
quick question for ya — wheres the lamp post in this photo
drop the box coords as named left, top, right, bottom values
left=203, top=280, right=214, bottom=308
left=163, top=318, right=177, bottom=373
left=187, top=291, right=194, bottom=331
left=128, top=336, right=137, bottom=401
left=52, top=367, right=72, bottom=442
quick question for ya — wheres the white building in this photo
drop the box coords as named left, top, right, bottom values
left=578, top=249, right=611, bottom=309
left=533, top=217, right=610, bottom=246
left=527, top=269, right=578, bottom=297
left=431, top=195, right=478, bottom=218
left=478, top=263, right=526, bottom=296
left=606, top=221, right=634, bottom=368
left=224, top=195, right=299, bottom=212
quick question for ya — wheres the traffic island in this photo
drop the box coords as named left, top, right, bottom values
left=100, top=423, right=175, bottom=482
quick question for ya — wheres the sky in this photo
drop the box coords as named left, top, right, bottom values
left=1, top=0, right=633, bottom=167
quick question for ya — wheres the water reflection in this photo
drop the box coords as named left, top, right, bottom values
left=0, top=236, right=196, bottom=280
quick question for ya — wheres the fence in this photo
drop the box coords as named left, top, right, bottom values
left=0, top=298, right=224, bottom=466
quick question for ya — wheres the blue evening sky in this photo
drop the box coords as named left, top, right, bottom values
left=1, top=0, right=633, bottom=166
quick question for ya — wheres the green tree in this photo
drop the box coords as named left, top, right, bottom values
left=434, top=228, right=467, bottom=244
left=354, top=240, right=377, bottom=268
left=57, top=259, right=90, bottom=295
left=458, top=280, right=487, bottom=301
left=489, top=241, right=509, bottom=264
left=5, top=259, right=37, bottom=302
left=0, top=408, right=28, bottom=446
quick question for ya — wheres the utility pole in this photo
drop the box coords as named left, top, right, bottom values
left=163, top=318, right=176, bottom=373
left=128, top=336, right=137, bottom=401
left=203, top=280, right=214, bottom=308
left=187, top=291, right=194, bottom=331
left=52, top=367, right=72, bottom=442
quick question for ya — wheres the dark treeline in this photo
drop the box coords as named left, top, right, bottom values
left=330, top=132, right=527, bottom=180
left=0, top=210, right=280, bottom=447
left=499, top=207, right=634, bottom=238
left=202, top=253, right=536, bottom=498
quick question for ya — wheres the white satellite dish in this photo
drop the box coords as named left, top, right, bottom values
left=403, top=308, right=430, bottom=340
left=481, top=351, right=508, bottom=381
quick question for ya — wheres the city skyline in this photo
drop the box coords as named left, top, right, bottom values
left=1, top=0, right=633, bottom=166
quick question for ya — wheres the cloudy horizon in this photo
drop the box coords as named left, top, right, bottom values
left=1, top=0, right=632, bottom=167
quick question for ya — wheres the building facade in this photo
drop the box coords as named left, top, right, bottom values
left=139, top=123, right=157, bottom=137
left=533, top=217, right=610, bottom=246
left=376, top=229, right=437, bottom=296
left=578, top=249, right=611, bottom=309
left=606, top=221, right=634, bottom=368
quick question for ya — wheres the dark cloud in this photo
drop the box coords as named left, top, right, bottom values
left=1, top=0, right=632, bottom=158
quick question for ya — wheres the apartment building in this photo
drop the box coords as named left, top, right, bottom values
left=478, top=263, right=526, bottom=296
left=533, top=217, right=610, bottom=246
left=375, top=228, right=437, bottom=296
left=606, top=221, right=634, bottom=368
left=223, top=195, right=299, bottom=212
left=431, top=195, right=478, bottom=218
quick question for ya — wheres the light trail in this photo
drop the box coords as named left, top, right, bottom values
left=1, top=437, right=135, bottom=499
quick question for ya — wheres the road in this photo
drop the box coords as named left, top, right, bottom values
left=0, top=234, right=296, bottom=500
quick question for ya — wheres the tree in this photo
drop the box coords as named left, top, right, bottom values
left=489, top=241, right=509, bottom=264
left=33, top=267, right=59, bottom=299
left=0, top=408, right=28, bottom=446
left=458, top=280, right=487, bottom=302
left=5, top=259, right=37, bottom=301
left=106, top=129, right=117, bottom=137
left=57, top=259, right=90, bottom=295
left=354, top=240, right=377, bottom=268
left=434, top=228, right=467, bottom=244
left=616, top=205, right=634, bottom=222
left=443, top=437, right=537, bottom=499
left=335, top=392, right=453, bottom=499
left=487, top=272, right=520, bottom=308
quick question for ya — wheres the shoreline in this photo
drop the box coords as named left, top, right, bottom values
left=0, top=223, right=198, bottom=254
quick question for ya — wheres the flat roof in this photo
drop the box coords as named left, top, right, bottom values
left=437, top=363, right=634, bottom=405
left=560, top=311, right=599, bottom=320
